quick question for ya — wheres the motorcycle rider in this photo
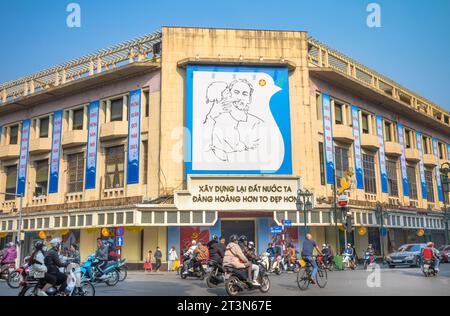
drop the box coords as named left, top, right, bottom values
left=1, top=242, right=17, bottom=266
left=266, top=243, right=276, bottom=270
left=343, top=243, right=355, bottom=267
left=44, top=238, right=69, bottom=294
left=208, top=235, right=224, bottom=266
left=94, top=238, right=109, bottom=278
left=29, top=240, right=56, bottom=296
left=422, top=242, right=440, bottom=272
left=183, top=240, right=198, bottom=275
left=193, top=241, right=209, bottom=273
left=223, top=234, right=256, bottom=285
left=365, top=244, right=376, bottom=264
left=286, top=243, right=297, bottom=266
left=322, top=244, right=333, bottom=266
left=239, top=236, right=260, bottom=286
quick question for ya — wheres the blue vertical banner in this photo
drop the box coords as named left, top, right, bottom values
left=351, top=105, right=364, bottom=189
left=0, top=126, right=2, bottom=142
left=432, top=138, right=444, bottom=202
left=127, top=89, right=141, bottom=185
left=49, top=111, right=63, bottom=194
left=397, top=124, right=409, bottom=197
left=85, top=101, right=100, bottom=190
left=17, top=119, right=31, bottom=196
left=376, top=115, right=388, bottom=193
left=416, top=131, right=427, bottom=199
left=448, top=144, right=450, bottom=160
left=322, top=94, right=335, bottom=184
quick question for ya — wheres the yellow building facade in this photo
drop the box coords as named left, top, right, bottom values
left=0, top=27, right=449, bottom=267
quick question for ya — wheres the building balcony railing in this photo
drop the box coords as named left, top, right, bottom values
left=308, top=37, right=450, bottom=129
left=360, top=134, right=379, bottom=151
left=100, top=121, right=128, bottom=141
left=384, top=141, right=402, bottom=157
left=61, top=130, right=88, bottom=148
left=405, top=148, right=421, bottom=162
left=0, top=31, right=162, bottom=107
left=0, top=144, right=20, bottom=160
left=333, top=124, right=353, bottom=144
left=29, top=137, right=52, bottom=155
left=423, top=154, right=438, bottom=167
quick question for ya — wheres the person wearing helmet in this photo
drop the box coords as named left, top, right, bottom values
left=29, top=240, right=55, bottom=296
left=94, top=238, right=109, bottom=278
left=240, top=238, right=261, bottom=286
left=1, top=241, right=17, bottom=266
left=223, top=235, right=256, bottom=285
left=208, top=234, right=224, bottom=266
left=322, top=244, right=332, bottom=266
left=182, top=240, right=198, bottom=275
left=44, top=238, right=69, bottom=294
left=343, top=243, right=355, bottom=268
left=422, top=242, right=440, bottom=272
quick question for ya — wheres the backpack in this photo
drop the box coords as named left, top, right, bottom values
left=108, top=244, right=118, bottom=261
left=422, top=248, right=433, bottom=260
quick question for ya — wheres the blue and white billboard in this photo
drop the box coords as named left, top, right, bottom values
left=432, top=138, right=443, bottom=202
left=127, top=89, right=141, bottom=184
left=322, top=94, right=335, bottom=184
left=186, top=65, right=292, bottom=174
left=49, top=110, right=63, bottom=194
left=448, top=143, right=450, bottom=160
left=351, top=105, right=364, bottom=189
left=416, top=131, right=427, bottom=199
left=17, top=119, right=31, bottom=196
left=85, top=101, right=100, bottom=190
left=376, top=116, right=388, bottom=193
left=397, top=124, right=409, bottom=197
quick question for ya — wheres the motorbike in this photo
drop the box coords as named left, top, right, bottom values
left=7, top=256, right=30, bottom=289
left=224, top=258, right=270, bottom=296
left=281, top=256, right=300, bottom=273
left=18, top=263, right=95, bottom=296
left=422, top=259, right=437, bottom=277
left=0, top=255, right=16, bottom=281
left=205, top=259, right=224, bottom=288
left=363, top=252, right=376, bottom=270
left=80, top=255, right=120, bottom=286
left=342, top=253, right=356, bottom=270
left=180, top=253, right=206, bottom=280
left=260, top=253, right=281, bottom=275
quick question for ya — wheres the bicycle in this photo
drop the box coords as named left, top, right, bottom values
left=297, top=257, right=328, bottom=291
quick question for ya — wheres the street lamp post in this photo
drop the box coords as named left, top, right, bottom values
left=440, top=162, right=450, bottom=245
left=375, top=202, right=388, bottom=265
left=0, top=192, right=24, bottom=267
left=296, top=189, right=313, bottom=236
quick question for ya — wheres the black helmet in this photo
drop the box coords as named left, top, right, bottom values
left=229, top=234, right=239, bottom=242
left=34, top=240, right=45, bottom=250
left=212, top=234, right=219, bottom=242
left=238, top=235, right=247, bottom=243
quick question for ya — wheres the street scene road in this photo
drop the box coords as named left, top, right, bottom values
left=1, top=264, right=449, bottom=296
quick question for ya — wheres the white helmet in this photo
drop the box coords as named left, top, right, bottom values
left=50, top=238, right=61, bottom=248
left=248, top=241, right=255, bottom=249
left=191, top=240, right=197, bottom=246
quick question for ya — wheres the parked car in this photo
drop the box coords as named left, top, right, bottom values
left=386, top=244, right=426, bottom=268
left=438, top=245, right=450, bottom=263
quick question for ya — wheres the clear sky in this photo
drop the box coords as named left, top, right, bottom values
left=1, top=0, right=449, bottom=110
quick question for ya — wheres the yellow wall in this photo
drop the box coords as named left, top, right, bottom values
left=80, top=229, right=99, bottom=260
left=142, top=227, right=167, bottom=263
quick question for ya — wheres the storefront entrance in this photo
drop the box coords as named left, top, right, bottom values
left=221, top=220, right=256, bottom=243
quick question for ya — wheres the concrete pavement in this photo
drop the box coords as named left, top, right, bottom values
left=1, top=264, right=449, bottom=296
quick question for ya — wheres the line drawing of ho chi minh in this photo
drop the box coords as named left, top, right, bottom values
left=202, top=79, right=263, bottom=162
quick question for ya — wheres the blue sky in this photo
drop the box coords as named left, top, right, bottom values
left=1, top=0, right=449, bottom=110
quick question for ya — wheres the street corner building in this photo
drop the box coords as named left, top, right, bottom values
left=0, top=26, right=449, bottom=268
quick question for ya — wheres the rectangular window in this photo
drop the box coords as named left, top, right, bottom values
left=386, top=159, right=398, bottom=197
left=438, top=143, right=445, bottom=159
left=39, top=117, right=50, bottom=138
left=9, top=125, right=19, bottom=145
left=105, top=145, right=125, bottom=189
left=110, top=98, right=123, bottom=122
left=143, top=141, right=148, bottom=185
left=405, top=129, right=412, bottom=149
left=316, top=93, right=322, bottom=121
left=363, top=153, right=377, bottom=194
left=384, top=121, right=392, bottom=142
left=67, top=153, right=85, bottom=193
left=73, top=108, right=84, bottom=130
left=335, top=147, right=349, bottom=186
left=319, top=142, right=325, bottom=185
left=334, top=102, right=343, bottom=125
left=422, top=136, right=429, bottom=154
left=362, top=113, right=369, bottom=134
left=425, top=168, right=435, bottom=203
left=35, top=159, right=49, bottom=197
left=407, top=165, right=418, bottom=200
left=5, top=165, right=17, bottom=200
left=143, top=90, right=150, bottom=118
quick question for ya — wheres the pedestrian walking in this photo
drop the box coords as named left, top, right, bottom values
left=168, top=245, right=178, bottom=272
left=144, top=250, right=153, bottom=272
left=154, top=247, right=162, bottom=272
